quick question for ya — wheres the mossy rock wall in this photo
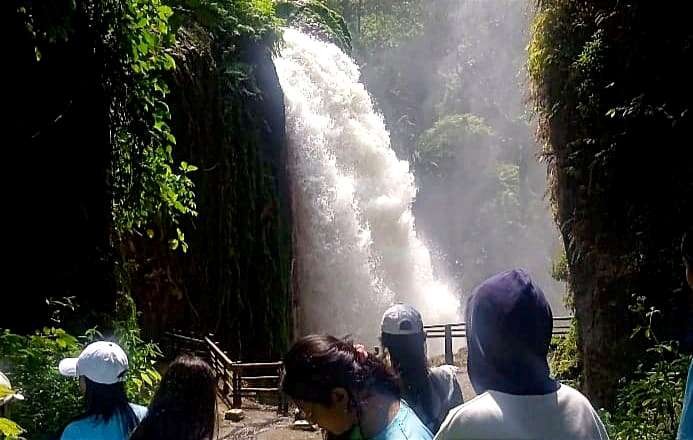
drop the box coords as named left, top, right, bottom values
left=127, top=23, right=293, bottom=361
left=529, top=1, right=693, bottom=407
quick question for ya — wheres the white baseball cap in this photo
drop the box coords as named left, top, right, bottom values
left=0, top=371, right=24, bottom=405
left=58, top=341, right=129, bottom=384
left=381, top=304, right=424, bottom=335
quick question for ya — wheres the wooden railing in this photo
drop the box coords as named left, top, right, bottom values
left=163, top=332, right=288, bottom=414
left=424, top=316, right=574, bottom=365
left=205, top=336, right=287, bottom=414
left=162, top=331, right=209, bottom=359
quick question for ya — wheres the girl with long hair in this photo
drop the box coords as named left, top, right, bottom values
left=129, top=355, right=217, bottom=440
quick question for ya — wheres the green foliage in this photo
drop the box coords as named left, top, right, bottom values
left=598, top=295, right=690, bottom=439
left=169, top=0, right=281, bottom=111
left=551, top=250, right=569, bottom=283
left=548, top=298, right=689, bottom=440
left=549, top=318, right=581, bottom=388
left=347, top=0, right=425, bottom=53
left=111, top=0, right=197, bottom=244
left=0, top=417, right=24, bottom=440
left=170, top=0, right=279, bottom=44
left=0, top=328, right=82, bottom=440
left=112, top=295, right=163, bottom=404
left=17, top=0, right=199, bottom=247
left=277, top=0, right=351, bottom=51
left=529, top=0, right=693, bottom=405
left=0, top=384, right=25, bottom=440
left=358, top=1, right=424, bottom=52
left=415, top=113, right=494, bottom=179
left=148, top=0, right=291, bottom=359
left=602, top=343, right=689, bottom=439
left=550, top=249, right=573, bottom=309
left=0, top=323, right=161, bottom=440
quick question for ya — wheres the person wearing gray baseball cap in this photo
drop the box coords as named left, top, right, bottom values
left=381, top=304, right=463, bottom=433
left=58, top=341, right=147, bottom=440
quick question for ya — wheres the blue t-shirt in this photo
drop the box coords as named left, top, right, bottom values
left=61, top=403, right=147, bottom=440
left=371, top=400, right=433, bottom=440
left=679, top=360, right=693, bottom=440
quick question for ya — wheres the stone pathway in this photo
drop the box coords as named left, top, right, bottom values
left=217, top=400, right=321, bottom=440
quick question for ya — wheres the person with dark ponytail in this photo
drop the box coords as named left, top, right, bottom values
left=129, top=355, right=217, bottom=440
left=58, top=341, right=147, bottom=440
left=380, top=304, right=463, bottom=432
left=282, top=334, right=433, bottom=440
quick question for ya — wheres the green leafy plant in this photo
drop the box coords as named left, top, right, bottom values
left=549, top=318, right=581, bottom=389
left=0, top=384, right=25, bottom=440
left=276, top=0, right=351, bottom=51
left=0, top=328, right=82, bottom=440
left=415, top=113, right=494, bottom=179
left=0, top=417, right=23, bottom=440
left=0, top=324, right=162, bottom=440
left=113, top=295, right=163, bottom=404
left=599, top=295, right=690, bottom=439
left=170, top=0, right=279, bottom=43
left=111, top=0, right=198, bottom=247
left=16, top=0, right=198, bottom=248
left=602, top=342, right=689, bottom=439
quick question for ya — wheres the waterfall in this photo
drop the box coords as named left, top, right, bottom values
left=275, top=29, right=459, bottom=343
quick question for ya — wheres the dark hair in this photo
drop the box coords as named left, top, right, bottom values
left=130, top=355, right=217, bottom=440
left=282, top=335, right=399, bottom=407
left=683, top=231, right=693, bottom=266
left=380, top=332, right=436, bottom=426
left=74, top=378, right=139, bottom=435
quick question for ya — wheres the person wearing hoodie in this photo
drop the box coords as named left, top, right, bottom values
left=435, top=268, right=608, bottom=440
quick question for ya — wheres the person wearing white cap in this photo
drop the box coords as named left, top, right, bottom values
left=381, top=304, right=463, bottom=433
left=58, top=341, right=147, bottom=440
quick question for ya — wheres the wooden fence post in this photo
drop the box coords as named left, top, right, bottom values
left=232, top=366, right=242, bottom=408
left=444, top=324, right=453, bottom=365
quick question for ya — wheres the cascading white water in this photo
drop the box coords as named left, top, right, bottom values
left=275, top=29, right=459, bottom=343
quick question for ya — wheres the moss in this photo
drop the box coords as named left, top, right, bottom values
left=549, top=319, right=582, bottom=388
left=276, top=0, right=351, bottom=51
left=127, top=5, right=293, bottom=360
left=529, top=1, right=693, bottom=407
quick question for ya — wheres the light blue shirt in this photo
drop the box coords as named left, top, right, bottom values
left=679, top=360, right=693, bottom=440
left=371, top=400, right=433, bottom=440
left=61, top=403, right=147, bottom=440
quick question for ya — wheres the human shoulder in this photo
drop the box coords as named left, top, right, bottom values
left=555, top=384, right=609, bottom=438
left=428, top=365, right=461, bottom=393
left=434, top=392, right=504, bottom=440
left=556, top=384, right=600, bottom=410
left=444, top=391, right=498, bottom=419
left=375, top=400, right=433, bottom=440
left=60, top=417, right=92, bottom=440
